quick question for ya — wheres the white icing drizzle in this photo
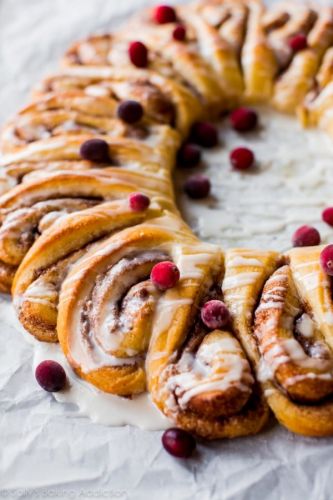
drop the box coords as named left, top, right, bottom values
left=164, top=336, right=253, bottom=411
left=222, top=271, right=260, bottom=290
left=296, top=313, right=314, bottom=339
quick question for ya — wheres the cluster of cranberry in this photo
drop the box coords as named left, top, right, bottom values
left=179, top=107, right=257, bottom=200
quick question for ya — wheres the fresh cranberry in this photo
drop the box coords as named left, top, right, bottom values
left=184, top=174, right=210, bottom=199
left=162, top=428, right=196, bottom=458
left=151, top=261, right=180, bottom=290
left=177, top=143, right=201, bottom=168
left=129, top=192, right=150, bottom=212
left=128, top=41, right=148, bottom=68
left=230, top=107, right=258, bottom=132
left=35, top=360, right=67, bottom=392
left=288, top=34, right=307, bottom=52
left=230, top=147, right=255, bottom=170
left=190, top=122, right=218, bottom=148
left=79, top=138, right=110, bottom=163
left=320, top=245, right=333, bottom=276
left=117, top=100, right=143, bottom=124
left=172, top=24, right=186, bottom=41
left=154, top=5, right=177, bottom=24
left=322, top=207, right=333, bottom=227
left=292, top=225, right=321, bottom=247
left=201, top=300, right=230, bottom=329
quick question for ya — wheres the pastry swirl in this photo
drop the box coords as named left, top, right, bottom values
left=13, top=201, right=165, bottom=342
left=0, top=128, right=180, bottom=195
left=63, top=22, right=226, bottom=114
left=36, top=66, right=201, bottom=137
left=0, top=167, right=174, bottom=292
left=146, top=244, right=268, bottom=439
left=0, top=91, right=178, bottom=155
left=268, top=4, right=333, bottom=113
left=56, top=215, right=198, bottom=395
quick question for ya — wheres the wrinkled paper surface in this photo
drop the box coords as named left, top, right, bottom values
left=0, top=1, right=333, bottom=498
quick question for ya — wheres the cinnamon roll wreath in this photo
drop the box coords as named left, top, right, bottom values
left=3, top=0, right=333, bottom=439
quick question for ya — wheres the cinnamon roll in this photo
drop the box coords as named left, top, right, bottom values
left=56, top=215, right=207, bottom=395
left=36, top=66, right=201, bottom=138
left=0, top=168, right=173, bottom=293
left=12, top=203, right=167, bottom=343
left=0, top=91, right=179, bottom=155
left=146, top=244, right=269, bottom=439
left=252, top=246, right=333, bottom=436
left=63, top=9, right=227, bottom=115
left=298, top=48, right=333, bottom=134
left=241, top=0, right=278, bottom=103
left=268, top=4, right=333, bottom=113
left=0, top=129, right=180, bottom=194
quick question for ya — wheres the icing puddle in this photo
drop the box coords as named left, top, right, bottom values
left=20, top=321, right=170, bottom=430
left=175, top=106, right=333, bottom=251
left=15, top=106, right=333, bottom=429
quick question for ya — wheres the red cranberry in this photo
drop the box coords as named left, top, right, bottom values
left=162, top=428, right=196, bottom=458
left=154, top=5, right=177, bottom=24
left=128, top=41, right=148, bottom=68
left=230, top=107, right=258, bottom=132
left=320, top=245, right=333, bottom=276
left=292, top=225, right=321, bottom=247
left=201, top=300, right=230, bottom=329
left=129, top=192, right=150, bottom=212
left=172, top=24, right=186, bottom=41
left=177, top=143, right=201, bottom=168
left=322, top=207, right=333, bottom=227
left=80, top=138, right=110, bottom=163
left=35, top=360, right=67, bottom=392
left=288, top=34, right=307, bottom=52
left=230, top=147, right=255, bottom=170
left=190, top=122, right=218, bottom=148
left=117, top=100, right=143, bottom=124
left=184, top=174, right=210, bottom=199
left=151, top=261, right=180, bottom=290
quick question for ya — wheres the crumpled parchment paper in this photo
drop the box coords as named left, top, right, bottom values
left=0, top=1, right=333, bottom=499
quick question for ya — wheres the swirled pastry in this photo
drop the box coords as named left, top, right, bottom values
left=268, top=4, right=333, bottom=113
left=12, top=203, right=167, bottom=342
left=0, top=168, right=174, bottom=293
left=146, top=242, right=269, bottom=439
left=63, top=10, right=227, bottom=114
left=56, top=215, right=199, bottom=395
left=0, top=91, right=179, bottom=155
left=241, top=0, right=277, bottom=103
left=0, top=129, right=180, bottom=195
left=298, top=48, right=333, bottom=134
left=36, top=66, right=201, bottom=138
left=252, top=246, right=333, bottom=436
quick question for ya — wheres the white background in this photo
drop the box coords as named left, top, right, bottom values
left=0, top=1, right=332, bottom=499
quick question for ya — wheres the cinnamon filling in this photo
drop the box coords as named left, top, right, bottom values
left=0, top=198, right=98, bottom=266
left=79, top=251, right=168, bottom=361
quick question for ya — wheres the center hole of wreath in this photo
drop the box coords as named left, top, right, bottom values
left=174, top=106, right=333, bottom=252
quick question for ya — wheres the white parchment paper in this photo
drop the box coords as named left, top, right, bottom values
left=1, top=1, right=333, bottom=499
